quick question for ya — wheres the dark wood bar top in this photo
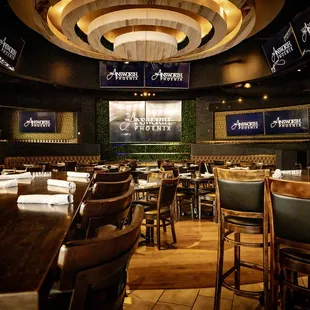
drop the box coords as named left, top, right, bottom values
left=0, top=172, right=91, bottom=308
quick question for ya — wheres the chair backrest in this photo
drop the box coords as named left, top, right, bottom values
left=215, top=168, right=269, bottom=213
left=57, top=205, right=144, bottom=310
left=93, top=168, right=131, bottom=182
left=266, top=178, right=310, bottom=245
left=26, top=166, right=43, bottom=172
left=80, top=185, right=134, bottom=238
left=92, top=175, right=133, bottom=199
left=65, top=161, right=77, bottom=171
left=157, top=177, right=179, bottom=210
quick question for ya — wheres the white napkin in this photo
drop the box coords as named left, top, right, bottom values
left=179, top=172, right=192, bottom=176
left=110, top=165, right=119, bottom=169
left=0, top=187, right=18, bottom=195
left=272, top=169, right=282, bottom=179
left=0, top=179, right=18, bottom=188
left=18, top=203, right=71, bottom=214
left=139, top=182, right=158, bottom=188
left=138, top=179, right=147, bottom=184
left=47, top=179, right=76, bottom=188
left=67, top=176, right=90, bottom=183
left=17, top=178, right=33, bottom=185
left=201, top=172, right=214, bottom=178
left=94, top=165, right=108, bottom=170
left=47, top=185, right=76, bottom=194
left=67, top=171, right=90, bottom=178
left=149, top=168, right=160, bottom=172
left=0, top=172, right=32, bottom=180
left=17, top=194, right=73, bottom=205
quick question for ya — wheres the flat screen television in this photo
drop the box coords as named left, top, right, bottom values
left=264, top=109, right=309, bottom=134
left=262, top=24, right=302, bottom=73
left=19, top=111, right=56, bottom=133
left=226, top=112, right=264, bottom=136
left=109, top=100, right=182, bottom=142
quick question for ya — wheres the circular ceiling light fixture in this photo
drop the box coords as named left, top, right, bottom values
left=8, top=0, right=285, bottom=62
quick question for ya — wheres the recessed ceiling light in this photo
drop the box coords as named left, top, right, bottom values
left=244, top=83, right=251, bottom=88
left=297, top=69, right=301, bottom=72
left=134, top=93, right=137, bottom=96
left=238, top=98, right=242, bottom=102
left=222, top=100, right=226, bottom=104
left=124, top=61, right=129, bottom=64
left=263, top=94, right=268, bottom=100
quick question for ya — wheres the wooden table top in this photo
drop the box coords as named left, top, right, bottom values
left=0, top=172, right=91, bottom=297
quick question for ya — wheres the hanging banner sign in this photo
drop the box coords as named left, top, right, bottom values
left=99, top=61, right=144, bottom=88
left=291, top=6, right=310, bottom=56
left=265, top=109, right=309, bottom=134
left=145, top=62, right=190, bottom=88
left=226, top=113, right=264, bottom=136
left=262, top=25, right=302, bottom=73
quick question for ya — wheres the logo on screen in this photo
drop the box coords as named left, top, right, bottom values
left=151, top=69, right=183, bottom=81
left=106, top=68, right=139, bottom=81
left=231, top=120, right=259, bottom=130
left=270, top=41, right=294, bottom=73
left=23, top=118, right=51, bottom=128
left=0, top=37, right=17, bottom=61
left=301, top=22, right=310, bottom=43
left=270, top=117, right=302, bottom=128
left=119, top=112, right=172, bottom=132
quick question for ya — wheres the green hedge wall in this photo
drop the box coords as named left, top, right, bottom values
left=96, top=99, right=196, bottom=161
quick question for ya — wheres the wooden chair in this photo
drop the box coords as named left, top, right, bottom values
left=48, top=206, right=144, bottom=310
left=79, top=185, right=134, bottom=238
left=214, top=168, right=270, bottom=310
left=93, top=168, right=131, bottom=183
left=91, top=175, right=133, bottom=199
left=265, top=178, right=310, bottom=309
left=142, top=177, right=179, bottom=250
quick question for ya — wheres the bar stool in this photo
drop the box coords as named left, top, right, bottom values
left=214, top=168, right=270, bottom=310
left=265, top=178, right=310, bottom=309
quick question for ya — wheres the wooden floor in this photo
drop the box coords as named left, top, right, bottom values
left=128, top=218, right=264, bottom=290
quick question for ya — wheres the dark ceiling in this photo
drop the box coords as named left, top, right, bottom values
left=0, top=0, right=309, bottom=101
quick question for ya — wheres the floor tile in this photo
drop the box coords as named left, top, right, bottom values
left=199, top=286, right=234, bottom=300
left=232, top=295, right=264, bottom=310
left=192, top=295, right=232, bottom=310
left=159, top=289, right=199, bottom=307
left=123, top=296, right=155, bottom=310
left=153, top=302, right=191, bottom=310
left=128, top=289, right=164, bottom=303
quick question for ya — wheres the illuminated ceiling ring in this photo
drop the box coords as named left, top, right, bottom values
left=87, top=8, right=202, bottom=59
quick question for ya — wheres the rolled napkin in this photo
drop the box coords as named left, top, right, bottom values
left=17, top=178, right=33, bottom=185
left=47, top=185, right=76, bottom=194
left=179, top=172, right=192, bottom=176
left=17, top=194, right=73, bottom=205
left=0, top=179, right=18, bottom=189
left=67, top=177, right=90, bottom=183
left=0, top=187, right=18, bottom=195
left=47, top=179, right=76, bottom=188
left=0, top=172, right=32, bottom=180
left=149, top=168, right=160, bottom=172
left=18, top=203, right=71, bottom=214
left=272, top=169, right=282, bottom=179
left=94, top=165, right=108, bottom=170
left=201, top=173, right=214, bottom=178
left=67, top=171, right=90, bottom=178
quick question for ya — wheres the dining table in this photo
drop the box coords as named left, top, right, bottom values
left=0, top=171, right=92, bottom=310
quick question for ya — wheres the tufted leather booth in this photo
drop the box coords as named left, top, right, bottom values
left=191, top=154, right=276, bottom=165
left=4, top=155, right=100, bottom=169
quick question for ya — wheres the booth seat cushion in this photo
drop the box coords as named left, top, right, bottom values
left=191, top=154, right=276, bottom=165
left=4, top=155, right=100, bottom=169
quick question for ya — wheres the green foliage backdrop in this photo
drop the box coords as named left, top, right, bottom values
left=96, top=99, right=196, bottom=161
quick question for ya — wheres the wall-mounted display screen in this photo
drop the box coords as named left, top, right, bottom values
left=226, top=113, right=264, bottom=136
left=262, top=25, right=302, bottom=73
left=109, top=101, right=182, bottom=142
left=265, top=109, right=309, bottom=134
left=19, top=111, right=56, bottom=133
left=291, top=6, right=310, bottom=56
left=145, top=62, right=190, bottom=88
left=0, top=29, right=25, bottom=72
left=99, top=61, right=144, bottom=88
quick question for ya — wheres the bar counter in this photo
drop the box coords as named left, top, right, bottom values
left=0, top=172, right=92, bottom=309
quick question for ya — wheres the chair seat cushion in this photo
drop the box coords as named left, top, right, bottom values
left=225, top=216, right=263, bottom=227
left=132, top=200, right=157, bottom=211
left=97, top=224, right=119, bottom=238
left=145, top=207, right=170, bottom=216
left=280, top=248, right=310, bottom=265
